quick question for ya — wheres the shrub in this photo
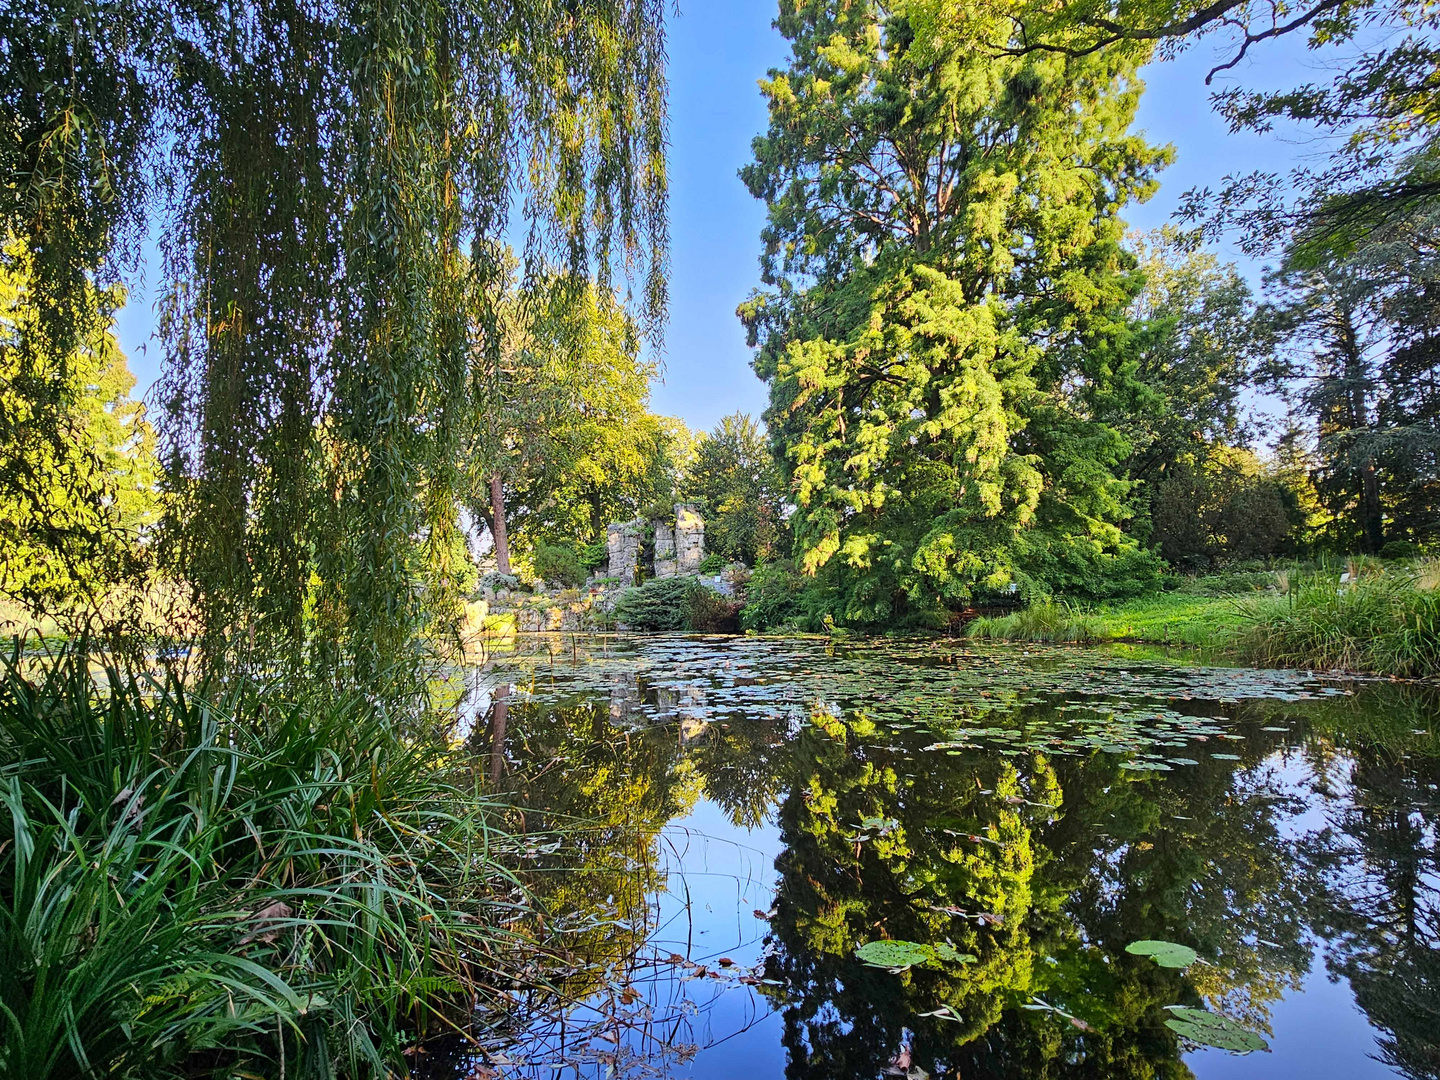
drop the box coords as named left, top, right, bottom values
left=1013, top=533, right=1164, bottom=602
left=579, top=538, right=609, bottom=572
left=698, top=551, right=726, bottom=574
left=612, top=577, right=694, bottom=631
left=533, top=543, right=587, bottom=587
left=740, top=560, right=816, bottom=633
left=610, top=576, right=745, bottom=632
left=1381, top=539, right=1420, bottom=560
left=687, top=584, right=742, bottom=633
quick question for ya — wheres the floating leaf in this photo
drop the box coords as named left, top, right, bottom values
left=929, top=942, right=977, bottom=964
left=1126, top=940, right=1197, bottom=969
left=855, top=940, right=932, bottom=970
left=855, top=940, right=975, bottom=971
left=1164, top=1007, right=1269, bottom=1053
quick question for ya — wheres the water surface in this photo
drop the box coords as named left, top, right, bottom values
left=431, top=635, right=1440, bottom=1080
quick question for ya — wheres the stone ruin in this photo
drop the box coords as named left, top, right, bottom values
left=671, top=503, right=705, bottom=576
left=606, top=519, right=646, bottom=585
left=606, top=502, right=705, bottom=581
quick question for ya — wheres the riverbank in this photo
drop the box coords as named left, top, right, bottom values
left=966, top=565, right=1440, bottom=680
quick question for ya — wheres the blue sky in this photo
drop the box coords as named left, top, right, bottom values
left=114, top=3, right=1332, bottom=434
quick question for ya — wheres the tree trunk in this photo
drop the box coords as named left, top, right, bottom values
left=1361, top=459, right=1384, bottom=553
left=489, top=683, right=509, bottom=787
left=489, top=473, right=511, bottom=575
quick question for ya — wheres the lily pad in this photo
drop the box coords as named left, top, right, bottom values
left=855, top=939, right=976, bottom=971
left=1126, top=940, right=1198, bottom=969
left=1164, top=1006, right=1269, bottom=1053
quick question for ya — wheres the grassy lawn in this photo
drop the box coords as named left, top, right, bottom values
left=1092, top=592, right=1260, bottom=648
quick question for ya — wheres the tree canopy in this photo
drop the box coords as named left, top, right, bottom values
left=741, top=0, right=1168, bottom=623
left=4, top=0, right=670, bottom=673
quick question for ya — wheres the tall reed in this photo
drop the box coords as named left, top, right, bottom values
left=965, top=601, right=1109, bottom=644
left=0, top=644, right=530, bottom=1079
left=1235, top=568, right=1440, bottom=679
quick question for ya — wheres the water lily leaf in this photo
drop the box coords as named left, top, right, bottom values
left=855, top=940, right=932, bottom=970
left=1126, top=939, right=1197, bottom=968
left=855, top=940, right=975, bottom=970
left=929, top=942, right=977, bottom=964
left=1164, top=1007, right=1269, bottom=1053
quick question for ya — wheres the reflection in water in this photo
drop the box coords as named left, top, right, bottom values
left=433, top=636, right=1440, bottom=1080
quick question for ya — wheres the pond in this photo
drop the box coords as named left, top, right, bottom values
left=426, top=635, right=1440, bottom=1080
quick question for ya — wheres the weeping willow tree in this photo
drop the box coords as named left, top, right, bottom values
left=4, top=0, right=668, bottom=677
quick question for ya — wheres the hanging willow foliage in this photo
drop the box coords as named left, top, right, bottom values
left=4, top=0, right=668, bottom=676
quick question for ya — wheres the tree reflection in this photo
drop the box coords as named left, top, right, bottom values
left=1305, top=741, right=1440, bottom=1079
left=757, top=703, right=1320, bottom=1079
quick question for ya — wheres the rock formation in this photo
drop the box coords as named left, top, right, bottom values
left=606, top=519, right=645, bottom=584
left=675, top=503, right=705, bottom=574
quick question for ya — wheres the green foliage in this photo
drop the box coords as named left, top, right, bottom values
left=0, top=240, right=157, bottom=619
left=685, top=584, right=743, bottom=634
left=855, top=940, right=975, bottom=971
left=1149, top=448, right=1305, bottom=570
left=12, top=0, right=670, bottom=678
left=533, top=543, right=587, bottom=588
left=741, top=1, right=1167, bottom=627
left=1263, top=207, right=1440, bottom=558
left=466, top=268, right=691, bottom=557
left=684, top=413, right=787, bottom=565
left=612, top=577, right=695, bottom=632
left=1235, top=566, right=1440, bottom=678
left=1125, top=940, right=1198, bottom=969
left=739, top=560, right=820, bottom=634
left=966, top=602, right=1109, bottom=645
left=1164, top=1007, right=1269, bottom=1053
left=698, top=552, right=726, bottom=575
left=611, top=576, right=741, bottom=633
left=579, top=539, right=610, bottom=572
left=0, top=645, right=527, bottom=1079
left=1011, top=531, right=1164, bottom=602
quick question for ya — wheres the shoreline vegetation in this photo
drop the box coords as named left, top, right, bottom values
left=964, top=560, right=1440, bottom=681
left=0, top=648, right=541, bottom=1079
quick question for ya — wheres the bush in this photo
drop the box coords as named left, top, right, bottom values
left=0, top=646, right=525, bottom=1080
left=579, top=538, right=610, bottom=572
left=698, top=551, right=726, bottom=574
left=1013, top=533, right=1164, bottom=602
left=687, top=584, right=743, bottom=633
left=610, top=576, right=745, bottom=632
left=612, top=577, right=694, bottom=631
left=740, top=560, right=817, bottom=633
left=1381, top=540, right=1420, bottom=560
left=533, top=543, right=587, bottom=587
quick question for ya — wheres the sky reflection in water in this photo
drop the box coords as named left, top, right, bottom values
left=429, top=636, right=1440, bottom=1080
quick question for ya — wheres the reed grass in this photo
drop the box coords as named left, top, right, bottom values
left=0, top=643, right=531, bottom=1079
left=1235, top=567, right=1440, bottom=679
left=965, top=601, right=1109, bottom=644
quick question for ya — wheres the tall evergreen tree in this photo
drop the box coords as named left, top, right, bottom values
left=740, top=0, right=1167, bottom=623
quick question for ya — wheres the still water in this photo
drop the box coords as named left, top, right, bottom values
left=430, top=635, right=1439, bottom=1080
